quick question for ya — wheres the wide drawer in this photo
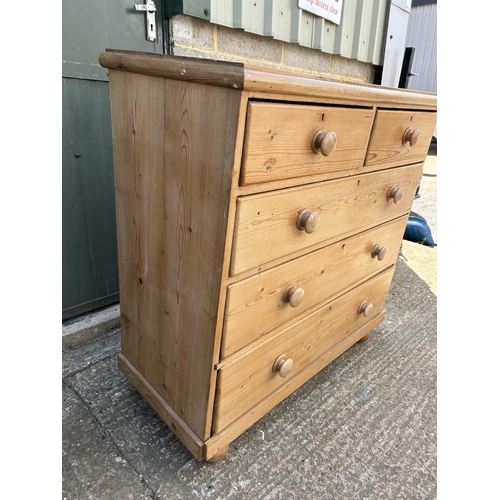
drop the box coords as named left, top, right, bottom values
left=365, top=110, right=437, bottom=169
left=230, top=163, right=422, bottom=276
left=214, top=267, right=395, bottom=432
left=240, top=102, right=374, bottom=186
left=222, top=216, right=407, bottom=358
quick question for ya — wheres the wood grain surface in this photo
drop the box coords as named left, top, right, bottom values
left=230, top=164, right=423, bottom=276
left=240, top=102, right=374, bottom=185
left=101, top=49, right=438, bottom=462
left=100, top=50, right=437, bottom=111
left=365, top=110, right=437, bottom=169
left=100, top=49, right=244, bottom=89
left=222, top=216, right=407, bottom=358
left=109, top=70, right=241, bottom=440
left=214, top=267, right=395, bottom=432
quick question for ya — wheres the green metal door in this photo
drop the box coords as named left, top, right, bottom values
left=62, top=1, right=164, bottom=319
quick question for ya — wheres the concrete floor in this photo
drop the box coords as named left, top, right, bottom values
left=62, top=149, right=437, bottom=500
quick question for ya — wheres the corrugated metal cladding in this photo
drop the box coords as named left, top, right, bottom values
left=405, top=2, right=437, bottom=92
left=208, top=0, right=390, bottom=65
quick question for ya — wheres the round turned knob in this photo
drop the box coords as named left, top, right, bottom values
left=387, top=186, right=404, bottom=204
left=296, top=209, right=320, bottom=234
left=311, top=129, right=337, bottom=156
left=402, top=127, right=420, bottom=147
left=371, top=244, right=387, bottom=261
left=358, top=301, right=374, bottom=317
left=283, top=285, right=305, bottom=308
left=272, top=354, right=294, bottom=378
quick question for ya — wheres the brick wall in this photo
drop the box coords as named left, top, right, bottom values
left=169, top=16, right=375, bottom=83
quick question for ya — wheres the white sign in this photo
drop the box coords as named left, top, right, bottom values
left=298, top=0, right=344, bottom=25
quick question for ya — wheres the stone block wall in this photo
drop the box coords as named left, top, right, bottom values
left=169, top=15, right=375, bottom=83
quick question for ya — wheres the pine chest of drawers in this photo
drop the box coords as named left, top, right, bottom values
left=100, top=49, right=437, bottom=462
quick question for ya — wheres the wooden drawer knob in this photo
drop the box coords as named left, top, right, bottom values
left=283, top=285, right=305, bottom=308
left=358, top=301, right=374, bottom=317
left=296, top=209, right=320, bottom=234
left=272, top=354, right=294, bottom=378
left=387, top=186, right=404, bottom=204
left=312, top=129, right=337, bottom=156
left=403, top=127, right=420, bottom=147
left=371, top=244, right=387, bottom=261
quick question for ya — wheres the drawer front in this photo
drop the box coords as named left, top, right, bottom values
left=365, top=110, right=437, bottom=169
left=222, top=216, right=407, bottom=358
left=230, top=163, right=422, bottom=276
left=214, top=267, right=395, bottom=432
left=240, top=102, right=374, bottom=186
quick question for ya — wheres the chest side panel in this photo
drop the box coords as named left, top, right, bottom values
left=110, top=72, right=241, bottom=440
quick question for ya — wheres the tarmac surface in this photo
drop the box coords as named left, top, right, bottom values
left=62, top=146, right=437, bottom=500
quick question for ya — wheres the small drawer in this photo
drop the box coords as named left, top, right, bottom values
left=365, top=110, right=437, bottom=169
left=240, top=102, right=374, bottom=186
left=230, top=163, right=422, bottom=276
left=213, top=267, right=395, bottom=432
left=222, top=216, right=408, bottom=358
